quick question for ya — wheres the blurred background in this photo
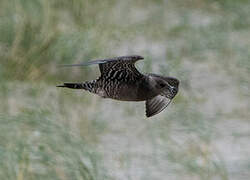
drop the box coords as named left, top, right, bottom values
left=0, top=0, right=250, bottom=179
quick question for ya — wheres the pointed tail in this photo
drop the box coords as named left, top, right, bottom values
left=56, top=83, right=84, bottom=89
left=56, top=81, right=96, bottom=92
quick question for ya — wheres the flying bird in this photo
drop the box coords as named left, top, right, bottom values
left=57, top=55, right=179, bottom=117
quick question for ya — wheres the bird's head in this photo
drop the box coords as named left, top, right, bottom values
left=149, top=74, right=179, bottom=99
left=132, top=55, right=144, bottom=60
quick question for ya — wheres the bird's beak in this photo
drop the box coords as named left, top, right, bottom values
left=138, top=56, right=144, bottom=60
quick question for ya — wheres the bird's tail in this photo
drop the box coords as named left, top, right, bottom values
left=56, top=83, right=82, bottom=89
left=57, top=80, right=96, bottom=93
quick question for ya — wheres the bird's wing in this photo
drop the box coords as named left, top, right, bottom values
left=96, top=56, right=143, bottom=75
left=61, top=55, right=144, bottom=80
left=145, top=95, right=172, bottom=117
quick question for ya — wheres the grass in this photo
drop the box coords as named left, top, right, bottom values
left=0, top=82, right=107, bottom=180
left=1, top=0, right=250, bottom=179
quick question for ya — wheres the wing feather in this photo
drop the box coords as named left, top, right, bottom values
left=60, top=55, right=144, bottom=79
left=146, top=95, right=172, bottom=117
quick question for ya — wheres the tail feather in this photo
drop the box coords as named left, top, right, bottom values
left=56, top=83, right=83, bottom=89
left=57, top=81, right=96, bottom=92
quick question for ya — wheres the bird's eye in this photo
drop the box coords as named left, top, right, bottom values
left=159, top=83, right=165, bottom=88
left=172, top=88, right=177, bottom=94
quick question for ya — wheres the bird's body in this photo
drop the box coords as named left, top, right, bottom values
left=67, top=75, right=158, bottom=101
left=57, top=55, right=179, bottom=117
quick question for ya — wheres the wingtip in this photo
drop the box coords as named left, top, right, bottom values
left=145, top=112, right=154, bottom=118
left=57, top=60, right=108, bottom=67
left=57, top=63, right=87, bottom=67
left=145, top=110, right=153, bottom=118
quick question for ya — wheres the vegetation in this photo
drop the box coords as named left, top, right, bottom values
left=0, top=0, right=249, bottom=179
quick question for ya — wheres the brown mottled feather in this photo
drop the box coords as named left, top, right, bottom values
left=57, top=55, right=179, bottom=117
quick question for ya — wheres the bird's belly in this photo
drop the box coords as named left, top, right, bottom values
left=103, top=85, right=154, bottom=101
left=109, top=89, right=145, bottom=101
left=111, top=95, right=145, bottom=102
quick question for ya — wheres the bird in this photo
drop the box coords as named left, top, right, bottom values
left=57, top=55, right=179, bottom=117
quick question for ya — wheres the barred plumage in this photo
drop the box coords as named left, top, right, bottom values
left=57, top=80, right=97, bottom=93
left=57, top=55, right=179, bottom=117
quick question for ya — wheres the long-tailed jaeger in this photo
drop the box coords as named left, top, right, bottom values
left=57, top=55, right=179, bottom=117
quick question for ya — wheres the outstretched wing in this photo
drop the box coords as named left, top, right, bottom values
left=96, top=55, right=143, bottom=75
left=61, top=55, right=144, bottom=81
left=145, top=95, right=172, bottom=117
